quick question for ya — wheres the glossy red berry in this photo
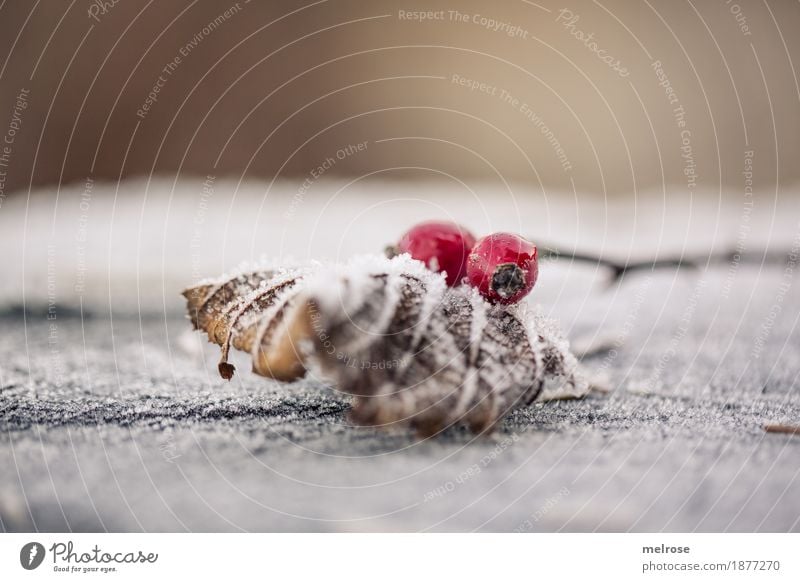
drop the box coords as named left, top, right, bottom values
left=466, top=233, right=538, bottom=304
left=392, top=221, right=476, bottom=287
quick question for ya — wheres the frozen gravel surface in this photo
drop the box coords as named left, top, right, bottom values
left=2, top=265, right=800, bottom=532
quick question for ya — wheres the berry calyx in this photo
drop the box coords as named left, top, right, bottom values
left=388, top=221, right=476, bottom=287
left=466, top=233, right=538, bottom=304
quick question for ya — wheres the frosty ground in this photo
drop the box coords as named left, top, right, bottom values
left=1, top=181, right=799, bottom=531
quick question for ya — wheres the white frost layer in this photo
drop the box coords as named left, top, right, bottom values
left=2, top=176, right=798, bottom=315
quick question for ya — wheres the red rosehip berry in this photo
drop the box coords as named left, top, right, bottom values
left=390, top=221, right=476, bottom=287
left=466, top=233, right=538, bottom=304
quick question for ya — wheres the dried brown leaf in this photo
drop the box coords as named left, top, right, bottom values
left=184, top=255, right=587, bottom=434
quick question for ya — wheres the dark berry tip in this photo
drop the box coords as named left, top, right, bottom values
left=491, top=262, right=526, bottom=299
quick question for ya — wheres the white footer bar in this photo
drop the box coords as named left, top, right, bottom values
left=1, top=533, right=796, bottom=580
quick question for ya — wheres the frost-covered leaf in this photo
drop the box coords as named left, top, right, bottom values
left=184, top=255, right=587, bottom=435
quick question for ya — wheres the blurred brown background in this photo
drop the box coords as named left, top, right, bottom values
left=0, top=0, right=798, bottom=197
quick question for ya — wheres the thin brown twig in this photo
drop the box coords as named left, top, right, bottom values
left=764, top=424, right=800, bottom=436
left=536, top=242, right=796, bottom=284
